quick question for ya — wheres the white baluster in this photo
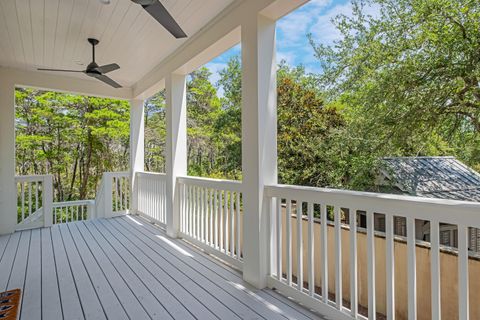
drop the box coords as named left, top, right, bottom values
left=321, top=203, right=328, bottom=303
left=367, top=210, right=376, bottom=319
left=297, top=201, right=303, bottom=291
left=286, top=198, right=292, bottom=286
left=335, top=206, right=342, bottom=309
left=386, top=214, right=395, bottom=320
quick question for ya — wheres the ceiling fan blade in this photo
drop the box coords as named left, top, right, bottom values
left=95, top=63, right=120, bottom=74
left=142, top=1, right=187, bottom=38
left=38, top=68, right=84, bottom=73
left=93, top=74, right=122, bottom=88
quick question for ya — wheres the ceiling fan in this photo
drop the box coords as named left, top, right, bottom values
left=99, top=0, right=187, bottom=38
left=38, top=38, right=122, bottom=88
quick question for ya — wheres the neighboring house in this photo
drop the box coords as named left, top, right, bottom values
left=375, top=156, right=480, bottom=251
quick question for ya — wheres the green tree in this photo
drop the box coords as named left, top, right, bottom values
left=215, top=56, right=242, bottom=178
left=277, top=63, right=368, bottom=188
left=310, top=0, right=480, bottom=170
left=144, top=90, right=166, bottom=172
left=186, top=67, right=224, bottom=177
left=15, top=88, right=130, bottom=201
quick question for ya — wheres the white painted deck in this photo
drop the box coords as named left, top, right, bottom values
left=0, top=215, right=325, bottom=320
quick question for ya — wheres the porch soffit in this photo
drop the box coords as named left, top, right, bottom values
left=0, top=0, right=308, bottom=100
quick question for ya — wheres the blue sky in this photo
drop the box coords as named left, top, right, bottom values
left=204, top=0, right=372, bottom=89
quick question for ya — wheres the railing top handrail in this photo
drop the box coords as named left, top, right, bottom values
left=136, top=171, right=167, bottom=178
left=177, top=175, right=242, bottom=192
left=53, top=200, right=95, bottom=207
left=15, top=174, right=53, bottom=182
left=103, top=171, right=129, bottom=177
left=266, top=183, right=480, bottom=227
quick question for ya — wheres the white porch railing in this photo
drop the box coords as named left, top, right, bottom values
left=53, top=200, right=95, bottom=224
left=95, top=174, right=106, bottom=219
left=265, top=184, right=480, bottom=320
left=177, top=176, right=243, bottom=269
left=15, top=172, right=130, bottom=227
left=96, top=171, right=131, bottom=218
left=112, top=171, right=130, bottom=215
left=136, top=171, right=167, bottom=225
left=14, top=172, right=480, bottom=319
left=15, top=175, right=53, bottom=230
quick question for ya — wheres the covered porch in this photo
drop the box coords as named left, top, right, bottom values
left=1, top=0, right=480, bottom=319
left=0, top=215, right=323, bottom=320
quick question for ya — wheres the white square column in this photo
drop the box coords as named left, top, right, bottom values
left=241, top=14, right=277, bottom=289
left=130, top=99, right=145, bottom=214
left=0, top=77, right=17, bottom=235
left=165, top=73, right=187, bottom=238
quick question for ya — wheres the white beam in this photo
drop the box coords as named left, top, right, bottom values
left=165, top=73, right=187, bottom=238
left=174, top=27, right=241, bottom=78
left=0, top=76, right=16, bottom=234
left=260, top=0, right=309, bottom=20
left=130, top=99, right=145, bottom=213
left=132, top=0, right=306, bottom=100
left=241, top=14, right=277, bottom=289
left=1, top=67, right=132, bottom=100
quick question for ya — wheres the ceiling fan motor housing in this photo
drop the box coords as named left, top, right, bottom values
left=86, top=62, right=101, bottom=75
left=87, top=38, right=99, bottom=46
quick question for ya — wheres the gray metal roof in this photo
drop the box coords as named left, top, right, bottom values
left=379, top=157, right=480, bottom=202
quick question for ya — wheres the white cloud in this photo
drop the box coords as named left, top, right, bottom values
left=277, top=0, right=332, bottom=44
left=276, top=51, right=296, bottom=65
left=205, top=62, right=227, bottom=84
left=204, top=62, right=227, bottom=97
left=309, top=1, right=381, bottom=45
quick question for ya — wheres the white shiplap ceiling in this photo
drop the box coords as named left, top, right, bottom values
left=0, top=0, right=235, bottom=87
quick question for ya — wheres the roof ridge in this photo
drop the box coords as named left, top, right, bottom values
left=382, top=156, right=456, bottom=160
left=420, top=186, right=480, bottom=194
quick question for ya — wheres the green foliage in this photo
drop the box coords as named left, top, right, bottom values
left=310, top=0, right=480, bottom=172
left=144, top=90, right=166, bottom=172
left=19, top=0, right=480, bottom=201
left=144, top=63, right=243, bottom=180
left=15, top=88, right=130, bottom=201
left=144, top=58, right=369, bottom=189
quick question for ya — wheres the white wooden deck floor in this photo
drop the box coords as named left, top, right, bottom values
left=0, top=215, right=326, bottom=320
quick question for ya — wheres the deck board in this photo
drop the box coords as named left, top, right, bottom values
left=88, top=220, right=188, bottom=320
left=51, top=224, right=85, bottom=320
left=74, top=222, right=151, bottom=319
left=7, top=230, right=31, bottom=293
left=58, top=223, right=106, bottom=320
left=113, top=217, right=287, bottom=320
left=0, top=232, right=20, bottom=291
left=0, top=216, right=326, bottom=320
left=93, top=219, right=206, bottom=320
left=66, top=223, right=129, bottom=320
left=82, top=220, right=173, bottom=319
left=21, top=229, right=41, bottom=320
left=40, top=228, right=63, bottom=320
left=118, top=216, right=323, bottom=320
left=99, top=218, right=246, bottom=320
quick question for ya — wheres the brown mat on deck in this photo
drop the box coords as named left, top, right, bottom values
left=0, top=289, right=21, bottom=320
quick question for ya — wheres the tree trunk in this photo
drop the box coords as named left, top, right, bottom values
left=79, top=134, right=93, bottom=199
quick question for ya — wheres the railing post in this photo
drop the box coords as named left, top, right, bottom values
left=241, top=13, right=277, bottom=289
left=165, top=73, right=187, bottom=238
left=104, top=173, right=113, bottom=218
left=129, top=99, right=145, bottom=214
left=43, top=175, right=54, bottom=227
left=87, top=200, right=96, bottom=220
